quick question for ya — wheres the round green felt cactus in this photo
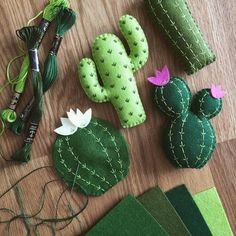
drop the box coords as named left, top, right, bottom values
left=53, top=117, right=130, bottom=196
left=78, top=15, right=149, bottom=128
left=152, top=75, right=223, bottom=168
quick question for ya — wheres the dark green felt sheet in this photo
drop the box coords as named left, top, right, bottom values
left=165, top=185, right=212, bottom=236
left=85, top=194, right=169, bottom=236
left=138, top=187, right=191, bottom=236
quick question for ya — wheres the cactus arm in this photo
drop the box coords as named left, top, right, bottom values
left=191, top=89, right=222, bottom=120
left=119, top=15, right=149, bottom=72
left=78, top=58, right=109, bottom=103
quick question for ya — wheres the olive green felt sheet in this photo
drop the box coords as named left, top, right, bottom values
left=138, top=187, right=191, bottom=236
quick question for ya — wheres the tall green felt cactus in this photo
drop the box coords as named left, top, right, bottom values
left=146, top=0, right=215, bottom=74
left=53, top=117, right=129, bottom=196
left=149, top=68, right=223, bottom=168
left=78, top=15, right=149, bottom=128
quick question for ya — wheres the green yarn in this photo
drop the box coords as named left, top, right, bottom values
left=42, top=7, right=76, bottom=92
left=0, top=0, right=70, bottom=124
left=53, top=118, right=130, bottom=196
left=154, top=76, right=222, bottom=168
left=146, top=0, right=215, bottom=74
left=43, top=0, right=70, bottom=22
left=78, top=15, right=149, bottom=128
left=10, top=7, right=76, bottom=136
left=11, top=26, right=44, bottom=163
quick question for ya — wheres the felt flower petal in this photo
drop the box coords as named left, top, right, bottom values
left=77, top=108, right=92, bottom=128
left=147, top=65, right=170, bottom=86
left=210, top=84, right=225, bottom=99
left=54, top=125, right=78, bottom=136
left=67, top=109, right=78, bottom=127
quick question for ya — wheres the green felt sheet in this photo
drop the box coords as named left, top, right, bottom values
left=193, top=187, right=234, bottom=236
left=138, top=187, right=191, bottom=236
left=85, top=194, right=169, bottom=236
left=166, top=185, right=212, bottom=236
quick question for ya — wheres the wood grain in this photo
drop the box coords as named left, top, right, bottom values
left=0, top=0, right=235, bottom=235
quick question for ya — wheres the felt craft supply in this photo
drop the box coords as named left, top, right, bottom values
left=10, top=6, right=76, bottom=136
left=11, top=26, right=44, bottom=163
left=145, top=0, right=215, bottom=74
left=166, top=185, right=212, bottom=236
left=148, top=66, right=223, bottom=168
left=85, top=195, right=169, bottom=236
left=138, top=187, right=191, bottom=236
left=53, top=108, right=130, bottom=196
left=0, top=0, right=70, bottom=124
left=78, top=15, right=149, bottom=128
left=193, top=187, right=234, bottom=236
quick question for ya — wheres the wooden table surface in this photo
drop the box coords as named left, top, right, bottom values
left=0, top=0, right=235, bottom=235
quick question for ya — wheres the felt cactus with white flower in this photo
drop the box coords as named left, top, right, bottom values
left=53, top=108, right=130, bottom=196
left=148, top=66, right=224, bottom=168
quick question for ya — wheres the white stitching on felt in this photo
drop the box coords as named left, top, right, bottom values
left=179, top=113, right=190, bottom=167
left=194, top=119, right=206, bottom=166
left=64, top=137, right=112, bottom=187
left=57, top=139, right=106, bottom=192
left=147, top=0, right=197, bottom=71
left=168, top=117, right=183, bottom=167
left=92, top=120, right=125, bottom=177
left=84, top=127, right=119, bottom=182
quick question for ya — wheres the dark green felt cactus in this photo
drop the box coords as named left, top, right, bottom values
left=148, top=67, right=223, bottom=168
left=78, top=15, right=149, bottom=128
left=146, top=0, right=215, bottom=74
left=53, top=116, right=129, bottom=196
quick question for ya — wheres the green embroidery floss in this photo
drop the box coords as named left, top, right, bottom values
left=0, top=0, right=70, bottom=124
left=10, top=6, right=76, bottom=136
left=11, top=26, right=44, bottom=163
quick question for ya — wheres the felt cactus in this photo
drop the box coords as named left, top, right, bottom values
left=148, top=66, right=223, bottom=168
left=53, top=109, right=130, bottom=196
left=78, top=15, right=149, bottom=128
left=146, top=0, right=215, bottom=75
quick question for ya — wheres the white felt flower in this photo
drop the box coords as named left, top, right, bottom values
left=54, top=108, right=92, bottom=136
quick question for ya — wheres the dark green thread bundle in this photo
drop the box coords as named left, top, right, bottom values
left=153, top=77, right=222, bottom=168
left=11, top=7, right=76, bottom=162
left=10, top=7, right=76, bottom=136
left=145, top=0, right=215, bottom=74
left=11, top=26, right=44, bottom=162
left=0, top=0, right=70, bottom=125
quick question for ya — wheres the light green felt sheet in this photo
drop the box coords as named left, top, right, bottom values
left=193, top=187, right=234, bottom=236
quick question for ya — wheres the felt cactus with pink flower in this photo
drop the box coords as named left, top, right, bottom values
left=148, top=66, right=224, bottom=168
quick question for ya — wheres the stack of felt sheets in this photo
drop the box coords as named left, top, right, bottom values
left=85, top=185, right=233, bottom=236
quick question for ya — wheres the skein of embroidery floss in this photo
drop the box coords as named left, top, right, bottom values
left=11, top=26, right=44, bottom=163
left=0, top=0, right=70, bottom=124
left=10, top=7, right=76, bottom=136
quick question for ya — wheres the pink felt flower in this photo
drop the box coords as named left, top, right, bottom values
left=147, top=65, right=170, bottom=86
left=210, top=84, right=225, bottom=99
